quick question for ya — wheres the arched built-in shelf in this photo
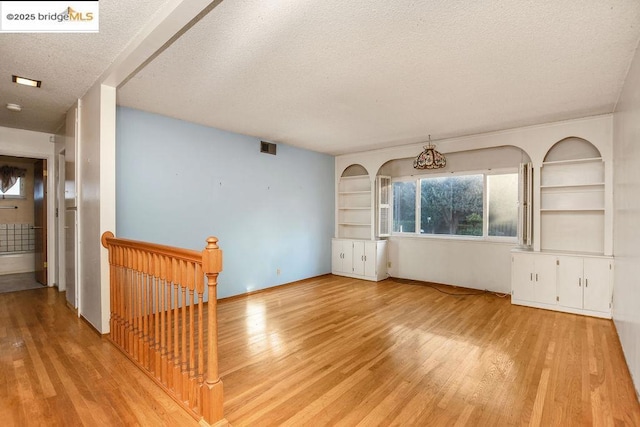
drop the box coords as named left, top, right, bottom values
left=337, top=164, right=372, bottom=240
left=540, top=137, right=605, bottom=254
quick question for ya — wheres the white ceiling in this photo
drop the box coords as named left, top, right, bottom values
left=0, top=0, right=170, bottom=133
left=3, top=1, right=640, bottom=155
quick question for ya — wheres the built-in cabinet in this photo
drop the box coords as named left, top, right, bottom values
left=332, top=239, right=387, bottom=281
left=511, top=253, right=557, bottom=305
left=557, top=256, right=612, bottom=314
left=512, top=136, right=613, bottom=319
left=511, top=251, right=612, bottom=318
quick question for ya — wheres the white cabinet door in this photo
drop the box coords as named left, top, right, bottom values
left=512, top=253, right=556, bottom=305
left=343, top=241, right=354, bottom=274
left=332, top=239, right=345, bottom=273
left=558, top=256, right=584, bottom=309
left=352, top=241, right=365, bottom=276
left=535, top=255, right=557, bottom=305
left=512, top=253, right=535, bottom=302
left=332, top=239, right=354, bottom=274
left=583, top=258, right=611, bottom=313
left=364, top=241, right=377, bottom=278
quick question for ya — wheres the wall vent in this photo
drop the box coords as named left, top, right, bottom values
left=260, top=141, right=277, bottom=155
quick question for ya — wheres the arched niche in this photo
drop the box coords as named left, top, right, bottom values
left=543, top=137, right=601, bottom=163
left=375, top=145, right=531, bottom=178
left=337, top=163, right=372, bottom=240
left=340, top=163, right=369, bottom=178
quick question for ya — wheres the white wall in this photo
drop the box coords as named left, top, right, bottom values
left=0, top=126, right=57, bottom=286
left=78, top=84, right=116, bottom=333
left=336, top=115, right=613, bottom=293
left=613, top=40, right=640, bottom=397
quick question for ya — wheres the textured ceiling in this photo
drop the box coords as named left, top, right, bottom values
left=2, top=2, right=640, bottom=155
left=0, top=0, right=170, bottom=134
left=118, top=0, right=640, bottom=155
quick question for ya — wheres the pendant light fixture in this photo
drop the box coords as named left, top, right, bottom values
left=413, top=135, right=446, bottom=170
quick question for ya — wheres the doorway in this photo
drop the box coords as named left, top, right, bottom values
left=0, top=155, right=48, bottom=289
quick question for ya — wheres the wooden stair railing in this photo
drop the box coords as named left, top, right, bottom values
left=101, top=231, right=225, bottom=426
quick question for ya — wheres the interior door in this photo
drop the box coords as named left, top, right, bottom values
left=34, top=159, right=47, bottom=285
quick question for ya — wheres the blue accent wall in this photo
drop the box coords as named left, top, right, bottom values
left=116, top=107, right=335, bottom=298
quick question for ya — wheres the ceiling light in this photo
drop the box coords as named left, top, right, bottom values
left=413, top=135, right=446, bottom=170
left=12, top=75, right=41, bottom=88
left=6, top=103, right=22, bottom=112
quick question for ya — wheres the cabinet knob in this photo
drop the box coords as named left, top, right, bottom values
left=579, top=278, right=581, bottom=287
left=585, top=279, right=588, bottom=287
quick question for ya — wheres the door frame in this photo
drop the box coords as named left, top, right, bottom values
left=0, top=149, right=57, bottom=288
left=56, top=151, right=66, bottom=291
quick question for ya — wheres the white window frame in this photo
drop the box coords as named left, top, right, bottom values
left=391, top=167, right=518, bottom=242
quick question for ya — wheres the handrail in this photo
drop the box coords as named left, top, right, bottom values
left=101, top=231, right=225, bottom=425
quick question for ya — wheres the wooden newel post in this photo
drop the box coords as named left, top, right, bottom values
left=201, top=237, right=224, bottom=425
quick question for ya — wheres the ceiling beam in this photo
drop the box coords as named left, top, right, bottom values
left=98, top=0, right=218, bottom=88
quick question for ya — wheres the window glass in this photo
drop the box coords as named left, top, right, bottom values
left=0, top=177, right=22, bottom=197
left=488, top=173, right=518, bottom=237
left=392, top=181, right=416, bottom=233
left=420, top=175, right=483, bottom=236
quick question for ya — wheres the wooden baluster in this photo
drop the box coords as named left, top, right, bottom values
left=136, top=250, right=143, bottom=363
left=166, top=257, right=174, bottom=390
left=197, top=288, right=204, bottom=382
left=115, top=247, right=122, bottom=346
left=189, top=286, right=195, bottom=387
left=112, top=245, right=119, bottom=345
left=181, top=277, right=188, bottom=399
left=154, top=253, right=161, bottom=379
left=119, top=247, right=125, bottom=348
left=133, top=249, right=140, bottom=361
left=141, top=251, right=150, bottom=369
left=173, top=260, right=183, bottom=394
left=127, top=248, right=134, bottom=354
left=201, top=237, right=224, bottom=424
left=108, top=241, right=115, bottom=342
left=160, top=255, right=168, bottom=385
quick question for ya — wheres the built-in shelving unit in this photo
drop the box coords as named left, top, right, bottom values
left=540, top=144, right=605, bottom=256
left=513, top=136, right=612, bottom=318
left=337, top=174, right=372, bottom=239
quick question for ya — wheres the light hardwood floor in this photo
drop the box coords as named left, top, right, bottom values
left=0, top=287, right=199, bottom=426
left=218, top=275, right=640, bottom=426
left=1, top=275, right=639, bottom=426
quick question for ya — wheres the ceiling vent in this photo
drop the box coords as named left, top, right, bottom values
left=260, top=141, right=276, bottom=155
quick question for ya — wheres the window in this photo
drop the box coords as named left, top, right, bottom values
left=392, top=181, right=416, bottom=233
left=0, top=177, right=23, bottom=198
left=420, top=175, right=483, bottom=236
left=487, top=174, right=518, bottom=237
left=392, top=171, right=518, bottom=239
